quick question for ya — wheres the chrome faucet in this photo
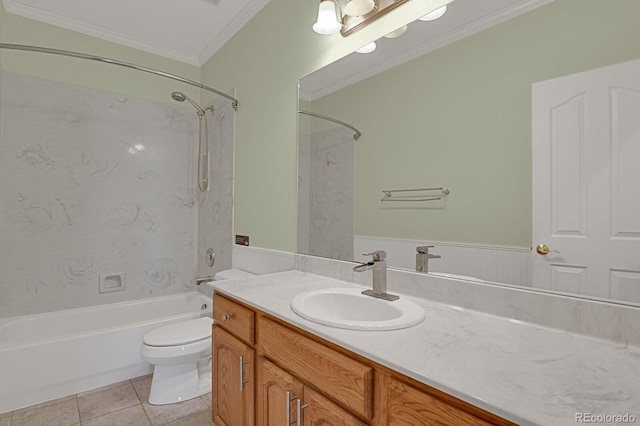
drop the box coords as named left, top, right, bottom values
left=353, top=250, right=399, bottom=301
left=416, top=246, right=441, bottom=273
left=195, top=276, right=212, bottom=286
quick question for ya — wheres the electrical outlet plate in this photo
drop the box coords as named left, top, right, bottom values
left=235, top=234, right=249, bottom=246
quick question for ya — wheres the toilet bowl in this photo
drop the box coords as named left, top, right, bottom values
left=140, top=316, right=213, bottom=405
left=140, top=269, right=254, bottom=405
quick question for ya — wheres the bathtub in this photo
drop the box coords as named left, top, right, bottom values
left=0, top=292, right=212, bottom=414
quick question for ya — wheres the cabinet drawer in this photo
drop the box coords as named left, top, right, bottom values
left=387, top=377, right=498, bottom=426
left=259, top=317, right=373, bottom=419
left=214, top=294, right=255, bottom=345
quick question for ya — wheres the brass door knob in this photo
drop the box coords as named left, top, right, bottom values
left=536, top=244, right=559, bottom=255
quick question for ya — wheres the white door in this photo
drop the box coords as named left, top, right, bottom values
left=532, top=59, right=640, bottom=302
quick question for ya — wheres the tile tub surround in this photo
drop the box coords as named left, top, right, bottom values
left=0, top=374, right=213, bottom=426
left=197, top=93, right=235, bottom=281
left=0, top=72, right=235, bottom=318
left=212, top=271, right=640, bottom=426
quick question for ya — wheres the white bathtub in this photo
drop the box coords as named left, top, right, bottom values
left=0, top=292, right=212, bottom=414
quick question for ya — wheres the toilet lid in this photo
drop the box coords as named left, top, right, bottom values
left=143, top=317, right=213, bottom=347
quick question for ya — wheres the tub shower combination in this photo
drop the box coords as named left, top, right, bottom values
left=0, top=43, right=240, bottom=413
left=0, top=292, right=211, bottom=413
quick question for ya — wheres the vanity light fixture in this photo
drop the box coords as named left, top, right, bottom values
left=418, top=5, right=447, bottom=21
left=313, top=1, right=449, bottom=44
left=313, top=0, right=411, bottom=37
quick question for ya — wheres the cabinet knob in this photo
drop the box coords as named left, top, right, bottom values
left=221, top=314, right=232, bottom=321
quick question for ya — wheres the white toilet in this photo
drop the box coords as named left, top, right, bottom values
left=140, top=269, right=254, bottom=405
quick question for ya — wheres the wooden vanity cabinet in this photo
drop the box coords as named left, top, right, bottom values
left=212, top=326, right=254, bottom=426
left=257, top=353, right=367, bottom=426
left=212, top=293, right=515, bottom=426
left=381, top=376, right=499, bottom=426
left=212, top=294, right=256, bottom=426
left=257, top=357, right=364, bottom=425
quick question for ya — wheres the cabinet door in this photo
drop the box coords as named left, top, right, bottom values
left=213, top=326, right=255, bottom=426
left=387, top=377, right=494, bottom=426
left=257, top=357, right=304, bottom=426
left=303, top=386, right=366, bottom=426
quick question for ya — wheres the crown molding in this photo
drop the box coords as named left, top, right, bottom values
left=301, top=0, right=555, bottom=101
left=3, top=0, right=202, bottom=65
left=198, top=0, right=270, bottom=65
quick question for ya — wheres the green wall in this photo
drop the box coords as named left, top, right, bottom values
left=308, top=0, right=640, bottom=247
left=202, top=0, right=451, bottom=251
left=0, top=0, right=451, bottom=253
left=0, top=7, right=200, bottom=103
left=6, top=0, right=636, bottom=251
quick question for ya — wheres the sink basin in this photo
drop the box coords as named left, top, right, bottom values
left=290, top=288, right=425, bottom=331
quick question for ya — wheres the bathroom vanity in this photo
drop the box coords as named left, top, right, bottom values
left=210, top=270, right=640, bottom=425
left=212, top=292, right=510, bottom=425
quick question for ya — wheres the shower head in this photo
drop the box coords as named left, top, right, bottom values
left=171, top=91, right=187, bottom=102
left=170, top=91, right=206, bottom=116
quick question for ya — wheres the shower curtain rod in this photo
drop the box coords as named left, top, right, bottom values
left=0, top=43, right=239, bottom=110
left=299, top=110, right=361, bottom=141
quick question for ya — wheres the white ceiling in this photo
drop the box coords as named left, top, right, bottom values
left=2, top=0, right=552, bottom=84
left=2, top=0, right=271, bottom=65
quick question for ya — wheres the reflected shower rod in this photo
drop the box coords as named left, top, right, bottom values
left=0, top=43, right=239, bottom=110
left=299, top=110, right=361, bottom=140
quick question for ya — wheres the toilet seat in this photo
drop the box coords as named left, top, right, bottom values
left=143, top=317, right=212, bottom=347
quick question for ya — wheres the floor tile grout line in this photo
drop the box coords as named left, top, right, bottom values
left=75, top=394, right=81, bottom=426
left=130, top=378, right=146, bottom=402
left=6, top=374, right=210, bottom=426
left=80, top=402, right=145, bottom=426
left=76, top=380, right=142, bottom=424
left=129, top=377, right=156, bottom=425
left=155, top=406, right=211, bottom=426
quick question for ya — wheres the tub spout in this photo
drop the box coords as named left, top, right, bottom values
left=195, top=276, right=212, bottom=286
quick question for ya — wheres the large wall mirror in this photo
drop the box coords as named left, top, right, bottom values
left=297, top=0, right=640, bottom=305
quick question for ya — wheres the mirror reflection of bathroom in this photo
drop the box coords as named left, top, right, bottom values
left=297, top=109, right=356, bottom=261
left=298, top=0, right=640, bottom=305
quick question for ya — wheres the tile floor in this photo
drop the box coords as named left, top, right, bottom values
left=0, top=374, right=214, bottom=426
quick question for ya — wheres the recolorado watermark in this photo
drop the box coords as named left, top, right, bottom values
left=576, top=413, right=637, bottom=423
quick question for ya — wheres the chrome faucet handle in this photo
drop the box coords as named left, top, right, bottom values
left=416, top=246, right=434, bottom=253
left=363, top=250, right=386, bottom=261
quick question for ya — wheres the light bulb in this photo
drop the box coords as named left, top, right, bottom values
left=344, top=0, right=375, bottom=17
left=312, top=1, right=342, bottom=35
left=355, top=42, right=377, bottom=54
left=419, top=5, right=447, bottom=21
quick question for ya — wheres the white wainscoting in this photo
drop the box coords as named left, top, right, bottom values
left=232, top=245, right=295, bottom=275
left=355, top=236, right=532, bottom=287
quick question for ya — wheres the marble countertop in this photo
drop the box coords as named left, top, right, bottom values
left=212, top=270, right=640, bottom=426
